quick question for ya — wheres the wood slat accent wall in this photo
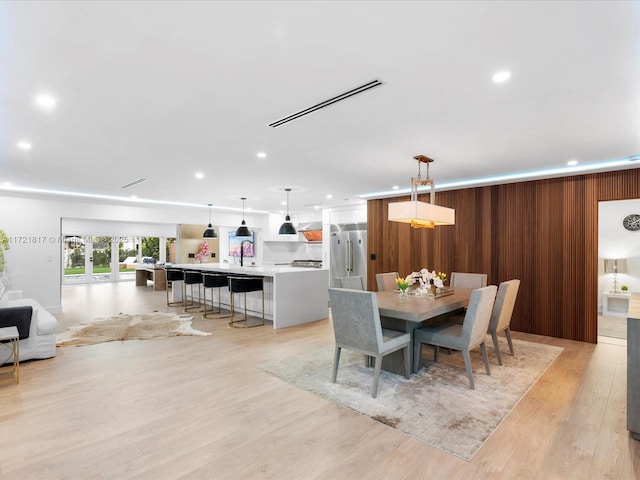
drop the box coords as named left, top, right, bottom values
left=367, top=168, right=640, bottom=343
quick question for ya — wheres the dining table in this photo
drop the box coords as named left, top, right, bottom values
left=375, top=287, right=473, bottom=374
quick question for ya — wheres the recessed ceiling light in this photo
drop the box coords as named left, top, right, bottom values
left=257, top=152, right=267, bottom=158
left=35, top=93, right=57, bottom=110
left=492, top=71, right=511, bottom=83
left=567, top=159, right=579, bottom=166
left=314, top=205, right=320, bottom=210
left=3, top=182, right=12, bottom=187
left=392, top=185, right=399, bottom=190
left=281, top=201, right=286, bottom=206
left=195, top=172, right=204, bottom=179
left=326, top=194, right=333, bottom=199
left=17, top=141, right=32, bottom=150
left=130, top=195, right=138, bottom=199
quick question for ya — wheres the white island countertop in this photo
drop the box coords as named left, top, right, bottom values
left=170, top=263, right=327, bottom=277
left=168, top=263, right=329, bottom=329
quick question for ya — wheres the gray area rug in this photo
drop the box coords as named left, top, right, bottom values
left=260, top=337, right=563, bottom=461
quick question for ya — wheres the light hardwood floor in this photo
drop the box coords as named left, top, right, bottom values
left=0, top=282, right=639, bottom=479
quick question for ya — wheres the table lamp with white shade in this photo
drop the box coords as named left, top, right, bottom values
left=604, top=258, right=627, bottom=294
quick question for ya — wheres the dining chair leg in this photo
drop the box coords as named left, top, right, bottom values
left=480, top=342, right=491, bottom=375
left=491, top=331, right=503, bottom=365
left=462, top=349, right=475, bottom=389
left=332, top=346, right=341, bottom=383
left=403, top=346, right=411, bottom=379
left=433, top=345, right=439, bottom=363
left=505, top=328, right=515, bottom=356
left=372, top=354, right=383, bottom=398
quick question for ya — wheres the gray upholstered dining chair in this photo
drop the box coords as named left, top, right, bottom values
left=413, top=285, right=497, bottom=389
left=447, top=272, right=488, bottom=323
left=488, top=279, right=520, bottom=365
left=446, top=279, right=521, bottom=365
left=450, top=272, right=488, bottom=289
left=375, top=272, right=399, bottom=291
left=328, top=287, right=411, bottom=398
left=335, top=276, right=364, bottom=290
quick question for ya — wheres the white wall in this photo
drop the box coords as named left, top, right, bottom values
left=598, top=198, right=640, bottom=311
left=0, top=191, right=268, bottom=312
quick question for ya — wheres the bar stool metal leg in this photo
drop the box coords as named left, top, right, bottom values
left=228, top=276, right=265, bottom=328
left=202, top=273, right=231, bottom=319
left=183, top=270, right=203, bottom=312
left=166, top=268, right=186, bottom=307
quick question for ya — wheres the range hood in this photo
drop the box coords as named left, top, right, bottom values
left=297, top=221, right=323, bottom=242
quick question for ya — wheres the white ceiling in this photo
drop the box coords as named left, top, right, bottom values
left=1, top=0, right=639, bottom=218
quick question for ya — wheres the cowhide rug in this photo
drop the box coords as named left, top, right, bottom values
left=56, top=312, right=210, bottom=346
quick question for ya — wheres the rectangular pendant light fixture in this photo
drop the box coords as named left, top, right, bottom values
left=388, top=155, right=455, bottom=229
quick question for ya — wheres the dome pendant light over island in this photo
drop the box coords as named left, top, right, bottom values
left=235, top=197, right=251, bottom=237
left=278, top=188, right=297, bottom=235
left=202, top=203, right=217, bottom=238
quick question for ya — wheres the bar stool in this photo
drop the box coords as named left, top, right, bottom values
left=228, top=276, right=264, bottom=328
left=202, top=272, right=230, bottom=319
left=166, top=267, right=186, bottom=307
left=183, top=270, right=203, bottom=312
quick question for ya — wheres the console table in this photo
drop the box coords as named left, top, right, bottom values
left=0, top=326, right=19, bottom=384
left=135, top=266, right=167, bottom=291
left=602, top=292, right=631, bottom=317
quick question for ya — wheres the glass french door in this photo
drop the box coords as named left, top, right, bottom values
left=63, top=236, right=86, bottom=284
left=90, top=236, right=113, bottom=282
left=63, top=235, right=116, bottom=285
left=62, top=233, right=173, bottom=285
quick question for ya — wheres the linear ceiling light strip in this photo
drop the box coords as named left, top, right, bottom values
left=268, top=79, right=383, bottom=128
left=120, top=178, right=148, bottom=189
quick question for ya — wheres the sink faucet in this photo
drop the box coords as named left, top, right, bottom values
left=239, top=239, right=253, bottom=267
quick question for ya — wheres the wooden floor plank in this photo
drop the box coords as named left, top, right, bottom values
left=1, top=282, right=639, bottom=479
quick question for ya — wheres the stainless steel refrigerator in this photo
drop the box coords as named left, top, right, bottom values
left=330, top=223, right=367, bottom=289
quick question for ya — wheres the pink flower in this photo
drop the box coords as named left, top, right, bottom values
left=195, top=242, right=209, bottom=263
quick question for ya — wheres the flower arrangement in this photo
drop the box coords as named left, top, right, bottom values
left=410, top=268, right=445, bottom=289
left=396, top=276, right=412, bottom=293
left=194, top=241, right=209, bottom=264
left=621, top=285, right=629, bottom=292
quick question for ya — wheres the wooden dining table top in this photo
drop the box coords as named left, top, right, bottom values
left=375, top=288, right=473, bottom=323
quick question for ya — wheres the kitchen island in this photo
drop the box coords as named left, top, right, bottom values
left=169, top=263, right=329, bottom=329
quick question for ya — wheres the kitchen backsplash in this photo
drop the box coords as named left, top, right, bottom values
left=263, top=241, right=322, bottom=264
